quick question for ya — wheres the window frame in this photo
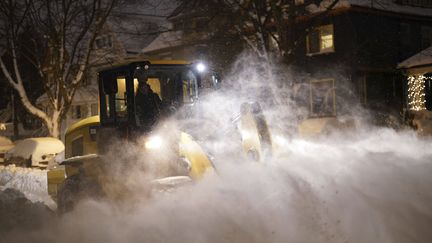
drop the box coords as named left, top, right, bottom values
left=306, top=24, right=335, bottom=56
left=95, top=35, right=113, bottom=50
left=309, top=78, right=337, bottom=117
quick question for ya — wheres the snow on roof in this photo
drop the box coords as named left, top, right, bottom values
left=114, top=0, right=177, bottom=18
left=108, top=0, right=179, bottom=54
left=142, top=31, right=210, bottom=54
left=5, top=137, right=64, bottom=165
left=398, top=46, right=432, bottom=69
left=307, top=0, right=432, bottom=17
left=109, top=15, right=165, bottom=54
left=142, top=30, right=185, bottom=53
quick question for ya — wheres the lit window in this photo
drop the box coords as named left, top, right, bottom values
left=307, top=25, right=334, bottom=55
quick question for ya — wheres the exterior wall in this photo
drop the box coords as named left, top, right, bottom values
left=293, top=9, right=432, bottom=119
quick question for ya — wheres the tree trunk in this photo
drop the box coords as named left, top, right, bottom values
left=47, top=110, right=61, bottom=138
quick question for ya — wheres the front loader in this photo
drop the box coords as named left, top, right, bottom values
left=47, top=60, right=273, bottom=212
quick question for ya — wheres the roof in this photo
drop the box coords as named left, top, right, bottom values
left=398, top=46, right=432, bottom=69
left=108, top=0, right=180, bottom=54
left=142, top=31, right=210, bottom=54
left=142, top=30, right=184, bottom=53
left=308, top=0, right=432, bottom=17
left=168, top=0, right=210, bottom=19
left=109, top=15, right=163, bottom=54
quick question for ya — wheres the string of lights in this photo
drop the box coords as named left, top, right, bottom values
left=407, top=75, right=431, bottom=111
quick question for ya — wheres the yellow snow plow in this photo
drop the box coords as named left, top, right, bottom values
left=48, top=60, right=272, bottom=212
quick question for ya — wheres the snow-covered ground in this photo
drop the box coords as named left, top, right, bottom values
left=0, top=127, right=431, bottom=243
left=0, top=165, right=55, bottom=209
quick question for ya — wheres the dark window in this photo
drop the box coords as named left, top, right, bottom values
left=309, top=79, right=336, bottom=117
left=400, top=23, right=411, bottom=47
left=95, top=35, right=113, bottom=49
left=397, top=0, right=432, bottom=8
left=421, top=26, right=432, bottom=49
left=195, top=19, right=207, bottom=30
left=91, top=103, right=98, bottom=116
left=425, top=73, right=432, bottom=111
left=308, top=29, right=320, bottom=54
left=71, top=137, right=84, bottom=157
left=71, top=105, right=82, bottom=119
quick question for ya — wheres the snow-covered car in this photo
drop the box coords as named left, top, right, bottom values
left=0, top=136, right=14, bottom=164
left=4, top=137, right=64, bottom=169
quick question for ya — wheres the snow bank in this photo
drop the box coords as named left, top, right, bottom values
left=0, top=165, right=55, bottom=209
left=0, top=188, right=54, bottom=234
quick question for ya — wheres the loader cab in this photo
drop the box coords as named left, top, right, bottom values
left=98, top=61, right=202, bottom=131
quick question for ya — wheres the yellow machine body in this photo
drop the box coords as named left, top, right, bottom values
left=47, top=116, right=214, bottom=201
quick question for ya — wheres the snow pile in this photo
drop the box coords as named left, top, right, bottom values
left=0, top=188, right=54, bottom=234
left=0, top=165, right=55, bottom=209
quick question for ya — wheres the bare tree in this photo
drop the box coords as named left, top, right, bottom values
left=0, top=0, right=116, bottom=138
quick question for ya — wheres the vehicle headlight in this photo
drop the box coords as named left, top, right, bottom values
left=145, top=136, right=163, bottom=150
left=195, top=62, right=206, bottom=73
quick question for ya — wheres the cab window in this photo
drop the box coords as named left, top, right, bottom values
left=182, top=70, right=198, bottom=104
left=115, top=78, right=127, bottom=117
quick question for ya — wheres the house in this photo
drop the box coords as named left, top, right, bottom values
left=145, top=0, right=432, bottom=126
left=398, top=45, right=432, bottom=134
left=292, top=0, right=432, bottom=121
left=142, top=0, right=243, bottom=73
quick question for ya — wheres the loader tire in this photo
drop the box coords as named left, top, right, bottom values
left=57, top=174, right=104, bottom=214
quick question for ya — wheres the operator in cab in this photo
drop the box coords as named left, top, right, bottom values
left=135, top=81, right=162, bottom=128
